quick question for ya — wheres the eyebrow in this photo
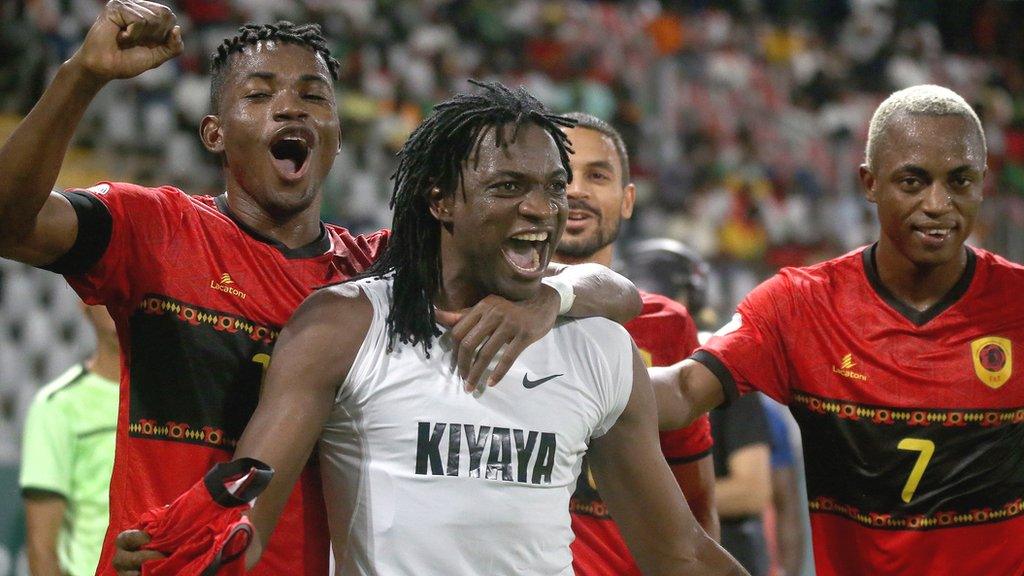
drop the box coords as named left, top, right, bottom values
left=893, top=163, right=981, bottom=177
left=243, top=72, right=331, bottom=86
left=244, top=72, right=276, bottom=81
left=491, top=168, right=568, bottom=180
left=582, top=160, right=616, bottom=173
left=949, top=164, right=981, bottom=176
left=299, top=74, right=332, bottom=87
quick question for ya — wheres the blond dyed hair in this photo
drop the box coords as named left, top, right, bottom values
left=865, top=85, right=986, bottom=169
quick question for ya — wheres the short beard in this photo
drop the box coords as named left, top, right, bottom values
left=555, top=221, right=621, bottom=260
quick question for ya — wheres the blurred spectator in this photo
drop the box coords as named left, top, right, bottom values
left=762, top=396, right=810, bottom=576
left=0, top=0, right=48, bottom=114
left=711, top=392, right=772, bottom=576
left=20, top=303, right=119, bottom=576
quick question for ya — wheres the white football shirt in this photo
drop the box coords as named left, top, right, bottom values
left=318, top=276, right=635, bottom=575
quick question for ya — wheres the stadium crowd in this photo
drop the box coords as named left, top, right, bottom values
left=0, top=2, right=1023, bottom=576
left=4, top=0, right=1024, bottom=318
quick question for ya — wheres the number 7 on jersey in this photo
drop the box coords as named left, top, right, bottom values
left=897, top=438, right=935, bottom=503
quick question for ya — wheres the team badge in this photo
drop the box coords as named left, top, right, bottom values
left=970, top=336, right=1012, bottom=389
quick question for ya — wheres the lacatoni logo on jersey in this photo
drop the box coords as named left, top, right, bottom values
left=416, top=422, right=557, bottom=485
left=832, top=353, right=867, bottom=381
left=210, top=273, right=247, bottom=299
left=971, top=336, right=1012, bottom=389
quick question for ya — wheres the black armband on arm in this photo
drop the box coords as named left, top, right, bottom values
left=40, top=191, right=112, bottom=275
left=690, top=349, right=740, bottom=408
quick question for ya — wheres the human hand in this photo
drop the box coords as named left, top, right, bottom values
left=69, top=0, right=183, bottom=83
left=112, top=529, right=165, bottom=576
left=436, top=287, right=560, bottom=391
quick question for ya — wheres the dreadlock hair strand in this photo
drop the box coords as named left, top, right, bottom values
left=208, top=21, right=341, bottom=113
left=360, top=79, right=576, bottom=355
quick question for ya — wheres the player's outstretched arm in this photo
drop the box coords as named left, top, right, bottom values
left=649, top=359, right=726, bottom=431
left=436, top=262, right=641, bottom=391
left=0, top=0, right=182, bottom=265
left=231, top=284, right=372, bottom=567
left=589, top=349, right=749, bottom=576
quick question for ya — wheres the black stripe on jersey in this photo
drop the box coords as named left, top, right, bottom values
left=863, top=243, right=976, bottom=326
left=665, top=447, right=713, bottom=465
left=791, top=389, right=1024, bottom=531
left=214, top=194, right=330, bottom=259
left=690, top=349, right=738, bottom=407
left=77, top=426, right=117, bottom=440
left=128, top=294, right=281, bottom=451
left=40, top=191, right=113, bottom=276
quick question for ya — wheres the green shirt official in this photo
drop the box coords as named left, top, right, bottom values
left=20, top=364, right=118, bottom=576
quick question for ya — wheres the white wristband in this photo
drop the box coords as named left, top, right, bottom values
left=541, top=275, right=576, bottom=316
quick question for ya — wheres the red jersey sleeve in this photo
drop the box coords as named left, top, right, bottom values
left=57, top=182, right=186, bottom=306
left=695, top=271, right=794, bottom=405
left=627, top=292, right=714, bottom=460
left=659, top=415, right=712, bottom=462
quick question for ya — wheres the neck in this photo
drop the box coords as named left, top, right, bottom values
left=86, top=336, right=120, bottom=383
left=874, top=240, right=968, bottom=311
left=553, top=244, right=613, bottom=267
left=435, top=252, right=487, bottom=312
left=224, top=186, right=323, bottom=249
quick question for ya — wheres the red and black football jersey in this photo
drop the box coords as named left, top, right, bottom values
left=570, top=291, right=713, bottom=576
left=48, top=182, right=388, bottom=576
left=697, top=245, right=1024, bottom=576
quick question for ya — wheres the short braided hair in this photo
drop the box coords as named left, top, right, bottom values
left=209, top=22, right=340, bottom=113
left=361, top=79, right=576, bottom=354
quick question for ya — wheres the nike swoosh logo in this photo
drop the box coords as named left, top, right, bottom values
left=523, top=373, right=563, bottom=389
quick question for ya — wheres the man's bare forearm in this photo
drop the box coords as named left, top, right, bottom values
left=650, top=360, right=726, bottom=431
left=549, top=262, right=642, bottom=324
left=0, top=61, right=105, bottom=246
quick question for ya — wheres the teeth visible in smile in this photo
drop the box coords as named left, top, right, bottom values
left=511, top=231, right=548, bottom=242
left=922, top=228, right=950, bottom=237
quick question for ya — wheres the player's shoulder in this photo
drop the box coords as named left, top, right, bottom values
left=325, top=226, right=390, bottom=271
left=326, top=224, right=389, bottom=242
left=324, top=225, right=390, bottom=253
left=556, top=316, right=633, bottom=356
left=778, top=246, right=865, bottom=282
left=70, top=181, right=190, bottom=203
left=303, top=277, right=378, bottom=316
left=759, top=246, right=867, bottom=295
left=638, top=290, right=693, bottom=321
left=973, top=246, right=1024, bottom=279
left=32, top=364, right=90, bottom=407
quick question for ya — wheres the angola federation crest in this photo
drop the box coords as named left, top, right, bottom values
left=970, top=336, right=1012, bottom=389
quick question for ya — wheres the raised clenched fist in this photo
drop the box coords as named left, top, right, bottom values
left=69, top=0, right=183, bottom=82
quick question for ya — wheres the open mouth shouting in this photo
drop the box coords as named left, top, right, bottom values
left=269, top=126, right=315, bottom=182
left=502, top=230, right=551, bottom=277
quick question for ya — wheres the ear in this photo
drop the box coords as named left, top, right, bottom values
left=621, top=182, right=637, bottom=219
left=200, top=115, right=225, bottom=154
left=427, top=187, right=453, bottom=223
left=859, top=164, right=878, bottom=204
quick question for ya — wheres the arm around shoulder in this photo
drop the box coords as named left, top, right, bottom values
left=544, top=262, right=642, bottom=324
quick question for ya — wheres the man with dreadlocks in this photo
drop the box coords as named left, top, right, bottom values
left=0, top=2, right=642, bottom=575
left=227, top=80, right=748, bottom=575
